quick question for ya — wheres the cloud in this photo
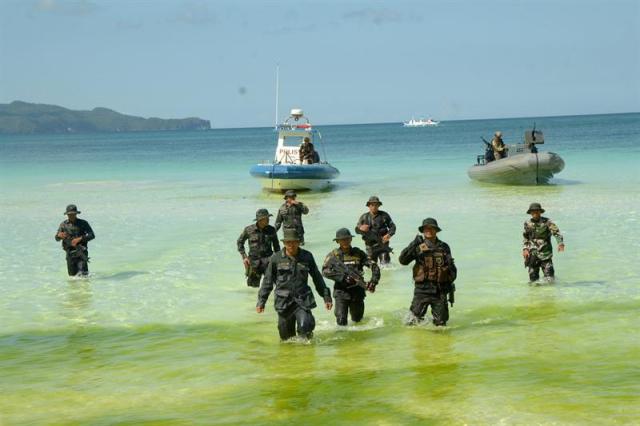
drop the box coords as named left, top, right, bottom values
left=172, top=2, right=215, bottom=26
left=32, top=0, right=98, bottom=17
left=343, top=8, right=418, bottom=26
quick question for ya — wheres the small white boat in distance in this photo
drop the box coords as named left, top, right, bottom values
left=403, top=117, right=440, bottom=127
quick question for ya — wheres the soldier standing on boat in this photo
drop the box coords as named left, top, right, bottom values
left=274, top=190, right=309, bottom=245
left=322, top=228, right=381, bottom=326
left=355, top=196, right=396, bottom=266
left=522, top=203, right=565, bottom=283
left=256, top=229, right=332, bottom=341
left=237, top=209, right=280, bottom=288
left=399, top=218, right=457, bottom=326
left=491, top=131, right=508, bottom=160
left=55, top=204, right=95, bottom=277
left=299, top=136, right=316, bottom=164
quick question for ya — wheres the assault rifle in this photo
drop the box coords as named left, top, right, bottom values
left=326, top=257, right=368, bottom=290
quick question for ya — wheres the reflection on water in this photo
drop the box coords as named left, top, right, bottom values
left=61, top=280, right=95, bottom=325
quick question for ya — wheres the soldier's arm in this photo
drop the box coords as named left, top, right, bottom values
left=386, top=214, right=397, bottom=236
left=274, top=209, right=283, bottom=231
left=55, top=223, right=65, bottom=241
left=237, top=229, right=249, bottom=258
left=362, top=252, right=381, bottom=284
left=322, top=253, right=344, bottom=282
left=309, top=254, right=332, bottom=304
left=355, top=214, right=367, bottom=235
left=522, top=222, right=533, bottom=250
left=271, top=231, right=281, bottom=252
left=549, top=220, right=564, bottom=245
left=257, top=257, right=276, bottom=308
left=398, top=237, right=420, bottom=265
left=444, top=243, right=457, bottom=282
left=81, top=221, right=95, bottom=242
left=299, top=203, right=309, bottom=215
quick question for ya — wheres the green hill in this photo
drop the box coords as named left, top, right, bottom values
left=0, top=101, right=211, bottom=134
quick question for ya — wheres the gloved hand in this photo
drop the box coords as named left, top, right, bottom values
left=366, top=282, right=377, bottom=293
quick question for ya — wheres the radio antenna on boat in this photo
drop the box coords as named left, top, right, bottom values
left=274, top=64, right=280, bottom=130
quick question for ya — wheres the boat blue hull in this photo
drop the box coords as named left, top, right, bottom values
left=250, top=163, right=340, bottom=191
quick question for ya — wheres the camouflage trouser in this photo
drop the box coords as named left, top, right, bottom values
left=528, top=258, right=555, bottom=282
left=277, top=304, right=315, bottom=341
left=409, top=283, right=449, bottom=326
left=246, top=257, right=270, bottom=287
left=333, top=287, right=366, bottom=326
left=66, top=250, right=89, bottom=276
left=366, top=243, right=391, bottom=264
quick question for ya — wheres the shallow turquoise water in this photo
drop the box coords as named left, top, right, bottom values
left=1, top=113, right=639, bottom=424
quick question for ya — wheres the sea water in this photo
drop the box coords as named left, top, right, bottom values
left=1, top=113, right=639, bottom=424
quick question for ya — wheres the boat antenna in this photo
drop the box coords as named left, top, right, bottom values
left=274, top=64, right=280, bottom=130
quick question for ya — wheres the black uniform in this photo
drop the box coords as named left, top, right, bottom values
left=322, top=247, right=380, bottom=326
left=257, top=248, right=332, bottom=340
left=55, top=218, right=95, bottom=276
left=399, top=236, right=457, bottom=326
left=355, top=211, right=396, bottom=264
left=237, top=224, right=280, bottom=287
left=274, top=202, right=309, bottom=244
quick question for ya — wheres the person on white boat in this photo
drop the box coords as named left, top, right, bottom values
left=491, top=131, right=508, bottom=160
left=299, top=137, right=317, bottom=164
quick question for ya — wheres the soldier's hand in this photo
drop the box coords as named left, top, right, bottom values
left=71, top=237, right=83, bottom=247
left=367, top=282, right=377, bottom=293
left=522, top=249, right=530, bottom=259
left=57, top=231, right=67, bottom=239
left=256, top=306, right=264, bottom=313
left=558, top=244, right=565, bottom=253
left=325, top=302, right=333, bottom=310
left=359, top=224, right=370, bottom=232
left=243, top=258, right=250, bottom=268
left=382, top=234, right=391, bottom=243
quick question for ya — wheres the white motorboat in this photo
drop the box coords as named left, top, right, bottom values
left=403, top=117, right=440, bottom=127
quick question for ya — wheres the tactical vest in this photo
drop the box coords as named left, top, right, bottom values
left=412, top=241, right=454, bottom=284
left=333, top=249, right=362, bottom=273
left=248, top=228, right=273, bottom=258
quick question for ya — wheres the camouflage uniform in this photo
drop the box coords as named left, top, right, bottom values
left=523, top=216, right=563, bottom=281
left=274, top=195, right=309, bottom=244
left=322, top=243, right=381, bottom=326
left=399, top=220, right=456, bottom=326
left=299, top=141, right=316, bottom=164
left=237, top=218, right=280, bottom=288
left=491, top=134, right=506, bottom=160
left=355, top=210, right=396, bottom=264
left=55, top=214, right=95, bottom=276
left=257, top=235, right=332, bottom=340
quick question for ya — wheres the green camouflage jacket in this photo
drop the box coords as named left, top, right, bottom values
left=523, top=217, right=563, bottom=260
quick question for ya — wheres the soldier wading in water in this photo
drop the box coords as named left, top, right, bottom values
left=237, top=209, right=280, bottom=287
left=355, top=196, right=396, bottom=266
left=322, top=228, right=380, bottom=326
left=274, top=190, right=309, bottom=245
left=522, top=202, right=565, bottom=283
left=399, top=218, right=457, bottom=326
left=257, top=229, right=332, bottom=341
left=55, top=204, right=95, bottom=277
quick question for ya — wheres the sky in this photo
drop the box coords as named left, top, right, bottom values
left=0, top=0, right=638, bottom=128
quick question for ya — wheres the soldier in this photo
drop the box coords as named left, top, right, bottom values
left=491, top=131, right=508, bottom=160
left=322, top=228, right=381, bottom=326
left=355, top=196, right=396, bottom=265
left=299, top=136, right=316, bottom=164
left=54, top=204, right=95, bottom=277
left=257, top=229, right=333, bottom=341
left=399, top=218, right=457, bottom=326
left=274, top=190, right=309, bottom=244
left=237, top=209, right=280, bottom=288
left=522, top=202, right=565, bottom=283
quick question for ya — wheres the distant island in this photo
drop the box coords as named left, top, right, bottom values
left=0, top=101, right=211, bottom=134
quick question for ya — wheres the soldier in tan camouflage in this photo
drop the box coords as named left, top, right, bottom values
left=522, top=202, right=565, bottom=282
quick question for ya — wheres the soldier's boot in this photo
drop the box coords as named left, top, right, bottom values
left=350, top=299, right=365, bottom=323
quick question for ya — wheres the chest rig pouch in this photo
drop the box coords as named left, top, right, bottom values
left=412, top=242, right=453, bottom=284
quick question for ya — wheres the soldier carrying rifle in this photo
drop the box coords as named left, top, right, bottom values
left=55, top=204, right=95, bottom=277
left=237, top=209, right=280, bottom=287
left=355, top=196, right=396, bottom=266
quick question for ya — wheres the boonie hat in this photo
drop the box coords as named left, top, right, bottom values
left=284, top=190, right=297, bottom=199
left=527, top=202, right=545, bottom=214
left=366, top=196, right=382, bottom=206
left=333, top=228, right=355, bottom=241
left=418, top=217, right=441, bottom=233
left=254, top=208, right=272, bottom=221
left=64, top=204, right=81, bottom=215
left=281, top=229, right=301, bottom=242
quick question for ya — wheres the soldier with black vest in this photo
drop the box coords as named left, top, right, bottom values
left=274, top=190, right=309, bottom=245
left=355, top=196, right=396, bottom=266
left=237, top=209, right=280, bottom=287
left=257, top=229, right=332, bottom=341
left=322, top=228, right=381, bottom=326
left=399, top=218, right=457, bottom=326
left=55, top=204, right=95, bottom=277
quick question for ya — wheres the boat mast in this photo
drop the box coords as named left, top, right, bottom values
left=274, top=64, right=280, bottom=130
